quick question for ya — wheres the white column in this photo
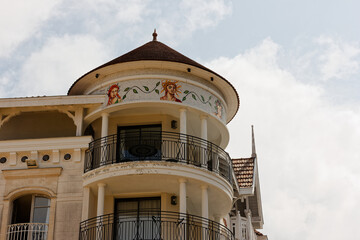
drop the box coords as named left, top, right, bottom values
left=101, top=113, right=109, bottom=165
left=179, top=178, right=187, bottom=239
left=201, top=185, right=208, bottom=219
left=200, top=116, right=208, bottom=167
left=179, top=109, right=187, bottom=160
left=97, top=183, right=106, bottom=216
left=245, top=209, right=253, bottom=240
left=179, top=109, right=187, bottom=135
left=179, top=179, right=187, bottom=213
left=235, top=210, right=242, bottom=240
left=201, top=185, right=209, bottom=239
left=101, top=113, right=109, bottom=138
left=82, top=187, right=90, bottom=221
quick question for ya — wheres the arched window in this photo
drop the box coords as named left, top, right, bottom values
left=8, top=195, right=50, bottom=240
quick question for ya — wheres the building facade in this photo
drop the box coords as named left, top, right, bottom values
left=0, top=32, right=266, bottom=240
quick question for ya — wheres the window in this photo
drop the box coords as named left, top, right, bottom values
left=115, top=197, right=161, bottom=239
left=117, top=125, right=162, bottom=161
left=8, top=195, right=50, bottom=240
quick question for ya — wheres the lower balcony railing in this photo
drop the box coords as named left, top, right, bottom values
left=84, top=131, right=233, bottom=184
left=7, top=223, right=48, bottom=240
left=79, top=210, right=234, bottom=240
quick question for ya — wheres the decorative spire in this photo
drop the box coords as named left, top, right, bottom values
left=152, top=29, right=157, bottom=41
left=251, top=125, right=257, bottom=158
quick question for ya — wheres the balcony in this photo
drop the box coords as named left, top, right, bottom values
left=7, top=223, right=48, bottom=240
left=79, top=210, right=234, bottom=240
left=84, top=131, right=233, bottom=184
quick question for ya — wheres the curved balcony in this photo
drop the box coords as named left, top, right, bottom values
left=79, top=210, right=234, bottom=240
left=84, top=131, right=233, bottom=184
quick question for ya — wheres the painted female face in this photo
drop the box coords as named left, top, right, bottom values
left=110, top=87, right=119, bottom=98
left=167, top=84, right=176, bottom=95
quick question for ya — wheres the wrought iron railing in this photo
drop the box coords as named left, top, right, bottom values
left=79, top=210, right=234, bottom=240
left=84, top=131, right=233, bottom=184
left=7, top=223, right=48, bottom=240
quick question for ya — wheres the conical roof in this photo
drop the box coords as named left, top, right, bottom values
left=98, top=40, right=211, bottom=73
left=67, top=33, right=239, bottom=122
left=68, top=38, right=234, bottom=95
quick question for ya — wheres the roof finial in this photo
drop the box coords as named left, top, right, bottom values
left=152, top=29, right=157, bottom=41
left=251, top=125, right=257, bottom=158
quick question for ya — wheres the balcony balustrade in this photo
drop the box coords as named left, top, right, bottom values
left=7, top=223, right=48, bottom=240
left=84, top=131, right=233, bottom=184
left=79, top=210, right=234, bottom=240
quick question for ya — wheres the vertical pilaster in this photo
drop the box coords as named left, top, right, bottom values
left=201, top=185, right=209, bottom=239
left=179, top=179, right=187, bottom=214
left=82, top=187, right=91, bottom=221
left=201, top=185, right=208, bottom=219
left=97, top=183, right=106, bottom=216
left=75, top=108, right=84, bottom=136
left=200, top=115, right=208, bottom=167
left=101, top=113, right=109, bottom=138
left=179, top=109, right=187, bottom=135
left=179, top=109, right=187, bottom=160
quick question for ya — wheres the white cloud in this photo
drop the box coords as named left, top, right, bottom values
left=207, top=38, right=360, bottom=240
left=317, top=36, right=360, bottom=81
left=154, top=0, right=232, bottom=44
left=180, top=0, right=232, bottom=31
left=14, top=35, right=110, bottom=97
left=0, top=0, right=61, bottom=57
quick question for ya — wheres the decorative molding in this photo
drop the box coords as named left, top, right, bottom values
left=0, top=136, right=92, bottom=153
left=0, top=111, right=21, bottom=128
left=3, top=186, right=57, bottom=200
left=2, top=167, right=62, bottom=179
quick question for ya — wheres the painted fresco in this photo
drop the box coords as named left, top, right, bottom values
left=107, top=84, right=122, bottom=105
left=101, top=79, right=226, bottom=121
left=160, top=80, right=182, bottom=102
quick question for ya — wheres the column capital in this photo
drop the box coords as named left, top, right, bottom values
left=200, top=115, right=209, bottom=120
left=101, top=112, right=109, bottom=117
left=178, top=178, right=187, bottom=183
left=179, top=108, right=187, bottom=113
left=97, top=183, right=106, bottom=188
left=201, top=185, right=208, bottom=190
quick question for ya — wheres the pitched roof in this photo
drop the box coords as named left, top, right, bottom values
left=232, top=157, right=255, bottom=188
left=68, top=39, right=236, bottom=95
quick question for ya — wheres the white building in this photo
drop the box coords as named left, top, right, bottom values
left=0, top=31, right=266, bottom=240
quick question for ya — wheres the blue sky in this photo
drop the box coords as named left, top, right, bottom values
left=1, top=1, right=360, bottom=239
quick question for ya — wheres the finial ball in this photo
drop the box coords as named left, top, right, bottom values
left=152, top=29, right=157, bottom=41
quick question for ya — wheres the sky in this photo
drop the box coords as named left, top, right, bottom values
left=1, top=0, right=360, bottom=239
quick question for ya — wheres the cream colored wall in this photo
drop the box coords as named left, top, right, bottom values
left=53, top=153, right=84, bottom=240
left=0, top=136, right=91, bottom=240
left=0, top=111, right=76, bottom=140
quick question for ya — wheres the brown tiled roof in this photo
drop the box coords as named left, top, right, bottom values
left=254, top=229, right=264, bottom=236
left=232, top=157, right=255, bottom=188
left=68, top=40, right=238, bottom=105
left=97, top=40, right=212, bottom=73
left=68, top=40, right=231, bottom=93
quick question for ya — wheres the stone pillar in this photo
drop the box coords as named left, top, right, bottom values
left=101, top=113, right=109, bottom=165
left=82, top=187, right=90, bottom=221
left=200, top=115, right=208, bottom=167
left=179, top=109, right=187, bottom=160
left=179, top=109, right=187, bottom=135
left=179, top=179, right=187, bottom=214
left=75, top=108, right=84, bottom=136
left=201, top=185, right=209, bottom=239
left=179, top=178, right=187, bottom=238
left=235, top=210, right=242, bottom=240
left=101, top=113, right=109, bottom=138
left=201, top=185, right=209, bottom=219
left=97, top=183, right=106, bottom=216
